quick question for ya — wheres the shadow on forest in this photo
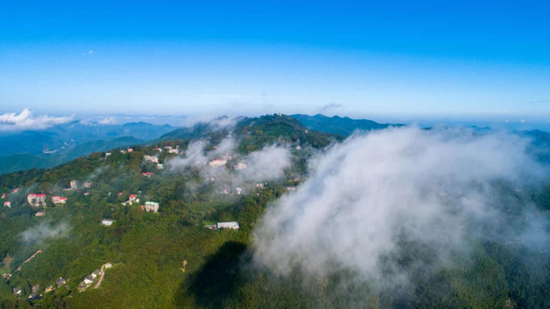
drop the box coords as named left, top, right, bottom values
left=175, top=241, right=249, bottom=308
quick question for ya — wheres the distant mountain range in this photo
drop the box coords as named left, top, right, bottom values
left=2, top=114, right=550, bottom=175
left=291, top=114, right=405, bottom=136
left=0, top=122, right=175, bottom=174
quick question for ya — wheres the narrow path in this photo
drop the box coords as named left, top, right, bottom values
left=15, top=250, right=41, bottom=271
left=93, top=263, right=108, bottom=289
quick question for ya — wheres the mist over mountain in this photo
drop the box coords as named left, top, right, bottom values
left=0, top=113, right=549, bottom=308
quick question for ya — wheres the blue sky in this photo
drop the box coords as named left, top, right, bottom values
left=1, top=0, right=549, bottom=121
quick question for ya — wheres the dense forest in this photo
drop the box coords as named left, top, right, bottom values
left=0, top=114, right=549, bottom=308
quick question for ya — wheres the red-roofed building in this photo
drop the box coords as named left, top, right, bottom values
left=12, top=188, right=19, bottom=194
left=1, top=193, right=5, bottom=199
left=35, top=211, right=46, bottom=217
left=52, top=196, right=67, bottom=204
left=142, top=172, right=154, bottom=177
left=28, top=194, right=46, bottom=207
left=4, top=201, right=11, bottom=208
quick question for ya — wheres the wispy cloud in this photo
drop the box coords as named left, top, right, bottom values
left=319, top=102, right=344, bottom=114
left=0, top=108, right=73, bottom=131
left=82, top=50, right=94, bottom=56
left=98, top=116, right=117, bottom=125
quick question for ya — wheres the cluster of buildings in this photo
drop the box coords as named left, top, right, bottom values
left=44, top=277, right=66, bottom=294
left=79, top=268, right=102, bottom=291
left=163, top=145, right=180, bottom=154
left=144, top=155, right=159, bottom=164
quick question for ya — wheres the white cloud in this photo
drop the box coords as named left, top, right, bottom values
left=0, top=108, right=73, bottom=131
left=98, top=116, right=117, bottom=125
left=253, top=127, right=547, bottom=290
left=21, top=221, right=70, bottom=245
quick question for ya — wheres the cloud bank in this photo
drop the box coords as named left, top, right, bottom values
left=253, top=127, right=548, bottom=288
left=166, top=137, right=292, bottom=190
left=0, top=108, right=73, bottom=131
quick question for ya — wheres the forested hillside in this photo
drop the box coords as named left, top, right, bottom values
left=291, top=114, right=404, bottom=136
left=0, top=114, right=549, bottom=308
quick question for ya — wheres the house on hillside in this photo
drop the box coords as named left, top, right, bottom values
left=120, top=149, right=127, bottom=154
left=102, top=219, right=115, bottom=226
left=84, top=182, right=92, bottom=188
left=144, top=155, right=159, bottom=164
left=142, top=201, right=159, bottom=213
left=91, top=269, right=102, bottom=279
left=168, top=148, right=179, bottom=154
left=83, top=275, right=94, bottom=285
left=128, top=148, right=133, bottom=152
left=70, top=180, right=77, bottom=190
left=155, top=147, right=162, bottom=152
left=13, top=288, right=22, bottom=296
left=104, top=262, right=113, bottom=269
left=236, top=187, right=243, bottom=195
left=142, top=172, right=154, bottom=177
left=234, top=162, right=247, bottom=170
left=4, top=201, right=11, bottom=208
left=1, top=193, right=5, bottom=199
left=209, top=159, right=227, bottom=167
left=35, top=211, right=46, bottom=217
left=45, top=285, right=54, bottom=293
left=27, top=194, right=46, bottom=207
left=122, top=194, right=139, bottom=205
left=56, top=277, right=66, bottom=287
left=286, top=187, right=297, bottom=191
left=157, top=163, right=164, bottom=169
left=216, top=222, right=240, bottom=230
left=12, top=188, right=19, bottom=194
left=105, top=152, right=112, bottom=157
left=52, top=196, right=67, bottom=204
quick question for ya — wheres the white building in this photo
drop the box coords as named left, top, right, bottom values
left=102, top=219, right=115, bottom=226
left=236, top=187, right=243, bottom=195
left=143, top=201, right=159, bottom=213
left=4, top=201, right=11, bottom=208
left=216, top=222, right=240, bottom=230
left=157, top=163, right=164, bottom=169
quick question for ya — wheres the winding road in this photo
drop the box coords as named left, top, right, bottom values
left=93, top=263, right=110, bottom=289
